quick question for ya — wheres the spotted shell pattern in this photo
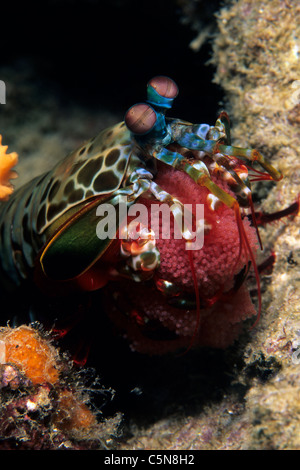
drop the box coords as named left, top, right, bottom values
left=0, top=122, right=142, bottom=287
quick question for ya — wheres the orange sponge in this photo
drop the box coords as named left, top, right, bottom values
left=0, top=325, right=60, bottom=385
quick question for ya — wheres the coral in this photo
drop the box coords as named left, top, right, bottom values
left=211, top=0, right=300, bottom=206
left=0, top=325, right=121, bottom=449
left=245, top=362, right=300, bottom=450
left=0, top=135, right=18, bottom=201
left=209, top=0, right=300, bottom=450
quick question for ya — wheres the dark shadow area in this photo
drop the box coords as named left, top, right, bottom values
left=0, top=0, right=223, bottom=123
left=5, top=287, right=249, bottom=431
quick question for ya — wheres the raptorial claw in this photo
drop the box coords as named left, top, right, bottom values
left=120, top=221, right=160, bottom=278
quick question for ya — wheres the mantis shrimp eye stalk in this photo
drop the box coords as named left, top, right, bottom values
left=124, top=103, right=157, bottom=135
left=147, top=75, right=179, bottom=109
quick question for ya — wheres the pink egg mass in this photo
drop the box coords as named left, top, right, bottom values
left=104, top=160, right=259, bottom=354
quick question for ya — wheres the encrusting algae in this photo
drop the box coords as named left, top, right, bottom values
left=211, top=0, right=300, bottom=204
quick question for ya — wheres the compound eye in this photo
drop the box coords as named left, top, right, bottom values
left=124, top=104, right=157, bottom=135
left=148, top=76, right=178, bottom=99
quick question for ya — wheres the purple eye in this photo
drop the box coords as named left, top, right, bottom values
left=147, top=76, right=178, bottom=99
left=124, top=104, right=157, bottom=135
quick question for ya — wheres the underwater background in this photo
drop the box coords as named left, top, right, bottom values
left=0, top=0, right=299, bottom=450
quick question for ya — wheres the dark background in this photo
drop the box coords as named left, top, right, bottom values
left=1, top=0, right=223, bottom=122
